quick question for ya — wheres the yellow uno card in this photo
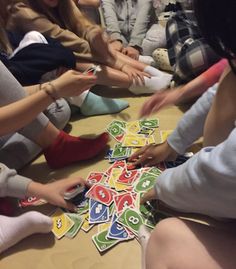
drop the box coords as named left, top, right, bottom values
left=114, top=180, right=131, bottom=192
left=146, top=135, right=156, bottom=145
left=97, top=222, right=111, bottom=233
left=81, top=212, right=94, bottom=232
left=51, top=208, right=75, bottom=239
left=126, top=121, right=141, bottom=134
left=160, top=130, right=173, bottom=142
left=122, top=135, right=147, bottom=147
left=108, top=168, right=123, bottom=188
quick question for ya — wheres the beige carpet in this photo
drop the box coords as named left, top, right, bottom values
left=1, top=89, right=185, bottom=269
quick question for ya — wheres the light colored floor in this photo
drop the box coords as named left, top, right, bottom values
left=0, top=89, right=185, bottom=269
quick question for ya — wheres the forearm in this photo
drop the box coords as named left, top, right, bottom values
left=0, top=87, right=53, bottom=136
left=156, top=127, right=236, bottom=219
left=178, top=59, right=228, bottom=103
left=24, top=85, right=40, bottom=96
left=167, top=84, right=217, bottom=154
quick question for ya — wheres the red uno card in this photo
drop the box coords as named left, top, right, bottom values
left=18, top=196, right=46, bottom=207
left=113, top=193, right=135, bottom=213
left=85, top=184, right=117, bottom=206
left=105, top=160, right=126, bottom=177
left=86, top=172, right=104, bottom=185
left=117, top=170, right=139, bottom=185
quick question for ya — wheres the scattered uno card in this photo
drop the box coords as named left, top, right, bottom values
left=160, top=130, right=173, bottom=142
left=107, top=120, right=126, bottom=142
left=89, top=199, right=109, bottom=224
left=117, top=208, right=145, bottom=236
left=85, top=184, right=117, bottom=206
left=139, top=119, right=159, bottom=129
left=51, top=208, right=75, bottom=239
left=65, top=214, right=84, bottom=238
left=113, top=193, right=135, bottom=213
left=134, top=172, right=157, bottom=193
left=122, top=135, right=147, bottom=147
left=105, top=160, right=127, bottom=177
left=18, top=196, right=47, bottom=207
left=117, top=169, right=139, bottom=185
left=86, top=172, right=104, bottom=185
left=92, top=229, right=119, bottom=253
left=107, top=214, right=130, bottom=240
left=81, top=212, right=95, bottom=232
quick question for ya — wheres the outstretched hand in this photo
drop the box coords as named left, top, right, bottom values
left=27, top=177, right=90, bottom=211
left=128, top=141, right=178, bottom=167
left=139, top=87, right=183, bottom=118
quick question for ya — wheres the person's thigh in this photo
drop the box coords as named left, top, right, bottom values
left=146, top=217, right=236, bottom=269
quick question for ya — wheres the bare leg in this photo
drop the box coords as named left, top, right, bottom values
left=203, top=69, right=236, bottom=146
left=146, top=217, right=236, bottom=269
left=32, top=122, right=60, bottom=149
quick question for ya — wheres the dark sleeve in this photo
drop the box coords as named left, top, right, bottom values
left=7, top=41, right=76, bottom=86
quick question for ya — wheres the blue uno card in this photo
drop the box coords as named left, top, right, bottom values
left=107, top=213, right=129, bottom=240
left=89, top=199, right=109, bottom=224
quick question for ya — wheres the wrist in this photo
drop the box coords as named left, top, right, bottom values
left=26, top=181, right=44, bottom=198
left=40, top=82, right=60, bottom=102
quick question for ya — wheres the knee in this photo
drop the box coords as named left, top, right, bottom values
left=44, top=99, right=71, bottom=130
left=150, top=217, right=185, bottom=244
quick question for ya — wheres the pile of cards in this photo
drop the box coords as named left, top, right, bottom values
left=48, top=160, right=166, bottom=252
left=106, top=119, right=159, bottom=162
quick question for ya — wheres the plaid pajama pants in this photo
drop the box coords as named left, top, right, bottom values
left=166, top=10, right=221, bottom=85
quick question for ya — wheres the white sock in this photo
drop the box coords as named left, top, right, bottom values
left=139, top=225, right=151, bottom=269
left=139, top=56, right=155, bottom=66
left=66, top=90, right=89, bottom=107
left=129, top=73, right=172, bottom=95
left=144, top=65, right=166, bottom=77
left=0, top=211, right=52, bottom=254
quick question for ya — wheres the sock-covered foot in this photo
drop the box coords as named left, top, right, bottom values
left=0, top=211, right=52, bottom=254
left=80, top=92, right=129, bottom=116
left=139, top=225, right=151, bottom=269
left=44, top=131, right=109, bottom=169
left=129, top=72, right=172, bottom=95
left=139, top=56, right=155, bottom=66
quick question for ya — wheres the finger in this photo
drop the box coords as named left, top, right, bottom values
left=133, top=74, right=141, bottom=86
left=137, top=73, right=145, bottom=85
left=128, top=145, right=150, bottom=161
left=140, top=189, right=157, bottom=205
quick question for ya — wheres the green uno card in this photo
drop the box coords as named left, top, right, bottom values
left=139, top=119, right=159, bottom=129
left=134, top=172, right=157, bottom=193
left=117, top=208, right=145, bottom=235
left=92, top=229, right=119, bottom=253
left=112, top=144, right=128, bottom=158
left=146, top=167, right=162, bottom=176
left=107, top=121, right=126, bottom=142
left=65, top=213, right=84, bottom=238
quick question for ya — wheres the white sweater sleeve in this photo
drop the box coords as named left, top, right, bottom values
left=0, top=163, right=32, bottom=198
left=155, top=126, right=236, bottom=219
left=167, top=84, right=218, bottom=154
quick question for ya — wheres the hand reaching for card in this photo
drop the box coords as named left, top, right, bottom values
left=27, top=177, right=90, bottom=211
left=128, top=141, right=178, bottom=167
left=140, top=188, right=157, bottom=205
left=139, top=87, right=183, bottom=118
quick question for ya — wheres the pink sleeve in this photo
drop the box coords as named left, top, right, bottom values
left=201, top=59, right=228, bottom=88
